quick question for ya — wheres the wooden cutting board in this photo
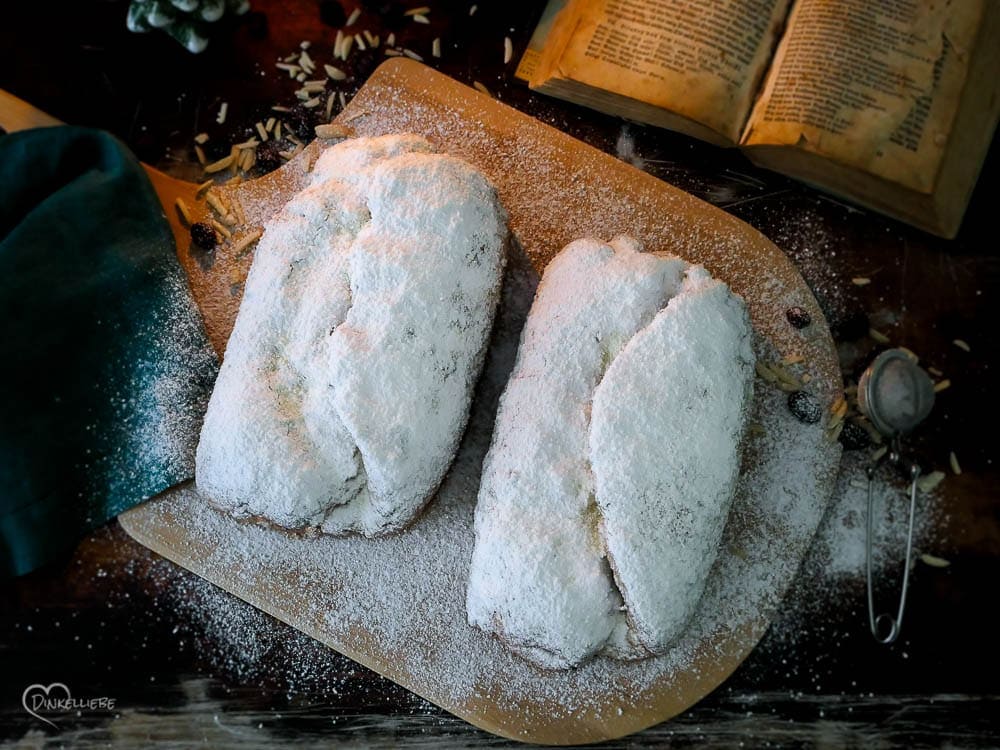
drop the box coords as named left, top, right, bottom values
left=5, top=60, right=842, bottom=744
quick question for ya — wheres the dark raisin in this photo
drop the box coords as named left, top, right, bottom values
left=786, top=306, right=812, bottom=329
left=788, top=390, right=822, bottom=424
left=254, top=140, right=284, bottom=173
left=190, top=222, right=217, bottom=250
left=839, top=421, right=871, bottom=450
left=319, top=0, right=346, bottom=27
left=282, top=109, right=313, bottom=140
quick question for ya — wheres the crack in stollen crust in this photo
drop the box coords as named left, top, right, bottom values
left=315, top=147, right=508, bottom=536
left=582, top=279, right=679, bottom=661
left=589, top=267, right=755, bottom=656
left=316, top=210, right=375, bottom=534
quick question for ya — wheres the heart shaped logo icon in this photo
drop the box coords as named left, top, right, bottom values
left=21, top=683, right=71, bottom=729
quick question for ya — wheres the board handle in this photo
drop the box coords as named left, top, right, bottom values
left=0, top=89, right=64, bottom=133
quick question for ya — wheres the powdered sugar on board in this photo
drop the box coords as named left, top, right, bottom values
left=120, top=60, right=841, bottom=743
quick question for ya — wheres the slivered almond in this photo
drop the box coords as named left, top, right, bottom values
left=209, top=218, right=232, bottom=240
left=341, top=107, right=368, bottom=123
left=204, top=154, right=235, bottom=174
left=232, top=197, right=247, bottom=225
left=755, top=361, right=778, bottom=384
left=205, top=192, right=228, bottom=217
left=869, top=327, right=890, bottom=344
left=949, top=451, right=962, bottom=475
left=174, top=198, right=192, bottom=226
left=324, top=64, right=346, bottom=81
left=315, top=123, right=354, bottom=140
left=827, top=420, right=844, bottom=443
left=232, top=228, right=263, bottom=258
left=769, top=362, right=801, bottom=388
left=916, top=471, right=945, bottom=494
left=920, top=553, right=951, bottom=568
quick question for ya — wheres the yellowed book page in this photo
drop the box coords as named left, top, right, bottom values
left=515, top=0, right=569, bottom=82
left=742, top=0, right=983, bottom=194
left=537, top=0, right=791, bottom=143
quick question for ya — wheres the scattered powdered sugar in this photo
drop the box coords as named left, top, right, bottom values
left=748, top=449, right=946, bottom=685
left=128, top=273, right=218, bottom=474
left=120, top=446, right=943, bottom=706
left=804, top=450, right=943, bottom=580
left=91, top=270, right=217, bottom=519
left=747, top=204, right=850, bottom=328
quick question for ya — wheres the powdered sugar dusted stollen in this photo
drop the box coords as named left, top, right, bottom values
left=466, top=236, right=754, bottom=669
left=196, top=134, right=508, bottom=536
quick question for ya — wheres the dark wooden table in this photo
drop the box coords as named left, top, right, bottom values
left=2, top=2, right=998, bottom=747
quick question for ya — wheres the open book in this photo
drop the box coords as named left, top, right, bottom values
left=518, top=0, right=999, bottom=238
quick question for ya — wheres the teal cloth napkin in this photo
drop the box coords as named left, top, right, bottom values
left=0, top=126, right=218, bottom=577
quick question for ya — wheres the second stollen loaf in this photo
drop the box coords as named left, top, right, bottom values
left=466, top=235, right=755, bottom=669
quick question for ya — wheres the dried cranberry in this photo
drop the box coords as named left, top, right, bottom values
left=255, top=140, right=284, bottom=174
left=788, top=391, right=822, bottom=424
left=839, top=421, right=871, bottom=450
left=190, top=222, right=217, bottom=250
left=786, top=306, right=812, bottom=329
